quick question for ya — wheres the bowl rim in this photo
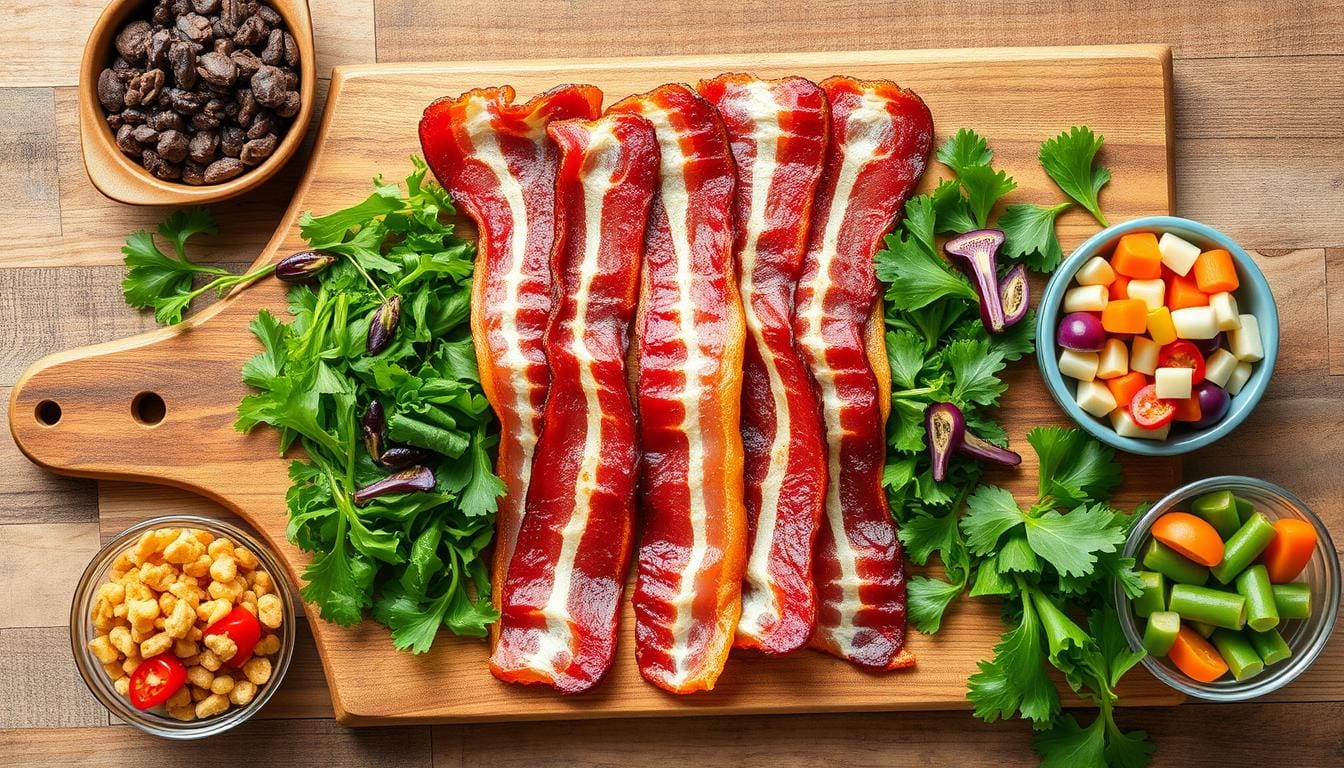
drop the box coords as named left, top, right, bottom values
left=69, top=514, right=297, bottom=739
left=1115, top=475, right=1341, bottom=701
left=1035, top=215, right=1280, bottom=456
left=78, top=0, right=316, bottom=205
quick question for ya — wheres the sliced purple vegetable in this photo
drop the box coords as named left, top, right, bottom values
left=366, top=295, right=401, bottom=356
left=961, top=432, right=1023, bottom=468
left=999, top=263, right=1029, bottom=328
left=1194, top=332, right=1225, bottom=356
left=1191, top=382, right=1231, bottom=429
left=361, top=401, right=386, bottom=462
left=275, top=250, right=337, bottom=282
left=1056, top=311, right=1106, bottom=352
left=352, top=465, right=436, bottom=506
left=925, top=402, right=965, bottom=482
left=945, top=229, right=1008, bottom=334
left=379, top=446, right=436, bottom=470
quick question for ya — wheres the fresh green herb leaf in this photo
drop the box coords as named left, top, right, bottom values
left=957, top=164, right=1018, bottom=228
left=937, top=128, right=993, bottom=175
left=1039, top=126, right=1111, bottom=227
left=946, top=338, right=1008, bottom=408
left=876, top=231, right=978, bottom=310
left=999, top=202, right=1073, bottom=272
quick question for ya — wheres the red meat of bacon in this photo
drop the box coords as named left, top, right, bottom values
left=419, top=84, right=602, bottom=649
left=609, top=84, right=748, bottom=694
left=793, top=76, right=933, bottom=669
left=698, top=74, right=829, bottom=656
left=489, top=113, right=659, bottom=693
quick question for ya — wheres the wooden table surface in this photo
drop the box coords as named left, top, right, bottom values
left=1, top=1, right=1341, bottom=765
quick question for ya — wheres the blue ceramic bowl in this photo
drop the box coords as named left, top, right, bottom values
left=1036, top=216, right=1279, bottom=456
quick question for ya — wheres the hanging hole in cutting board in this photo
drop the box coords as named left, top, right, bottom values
left=35, top=400, right=62, bottom=426
left=131, top=392, right=166, bottom=426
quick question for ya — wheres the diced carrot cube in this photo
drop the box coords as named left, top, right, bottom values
left=1109, top=274, right=1131, bottom=300
left=1106, top=371, right=1148, bottom=409
left=1173, top=394, right=1203, bottom=422
left=1193, top=249, right=1239, bottom=294
left=1167, top=271, right=1209, bottom=310
left=1110, top=233, right=1163, bottom=279
left=1102, top=299, right=1148, bottom=334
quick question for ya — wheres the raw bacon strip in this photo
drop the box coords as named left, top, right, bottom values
left=698, top=74, right=829, bottom=656
left=609, top=85, right=747, bottom=694
left=490, top=114, right=659, bottom=693
left=419, top=85, right=602, bottom=648
left=793, top=76, right=933, bottom=669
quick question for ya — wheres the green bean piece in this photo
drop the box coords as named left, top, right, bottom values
left=1271, top=583, right=1313, bottom=620
left=1192, top=490, right=1242, bottom=539
left=1142, top=540, right=1210, bottom=585
left=1234, top=496, right=1255, bottom=526
left=1143, top=611, right=1181, bottom=656
left=1235, top=564, right=1280, bottom=632
left=1211, top=629, right=1264, bottom=681
left=1210, top=512, right=1278, bottom=584
left=1169, top=584, right=1247, bottom=630
left=1132, top=571, right=1167, bottom=618
left=1188, top=620, right=1217, bottom=638
left=1247, top=628, right=1293, bottom=666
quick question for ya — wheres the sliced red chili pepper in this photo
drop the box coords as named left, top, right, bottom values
left=128, top=654, right=187, bottom=710
left=1159, top=340, right=1206, bottom=385
left=204, top=606, right=262, bottom=668
left=1129, top=384, right=1177, bottom=429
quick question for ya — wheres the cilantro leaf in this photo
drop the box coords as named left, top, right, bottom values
left=931, top=178, right=979, bottom=234
left=907, top=574, right=966, bottom=634
left=299, top=520, right=377, bottom=626
left=1024, top=504, right=1128, bottom=579
left=886, top=331, right=926, bottom=389
left=967, top=589, right=1060, bottom=725
left=946, top=338, right=1007, bottom=407
left=999, top=202, right=1073, bottom=272
left=1034, top=713, right=1107, bottom=767
left=957, top=164, right=1017, bottom=228
left=962, top=485, right=1024, bottom=556
left=937, top=128, right=993, bottom=175
left=876, top=231, right=978, bottom=309
left=158, top=206, right=218, bottom=258
left=1039, top=126, right=1111, bottom=227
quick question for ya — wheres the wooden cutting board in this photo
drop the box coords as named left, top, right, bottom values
left=10, top=45, right=1181, bottom=725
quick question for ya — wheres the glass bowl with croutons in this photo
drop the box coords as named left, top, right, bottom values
left=70, top=515, right=296, bottom=739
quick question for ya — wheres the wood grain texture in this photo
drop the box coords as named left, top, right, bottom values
left=0, top=522, right=99, bottom=628
left=1328, top=248, right=1344, bottom=375
left=7, top=46, right=1180, bottom=725
left=0, top=89, right=60, bottom=240
left=0, top=627, right=109, bottom=729
left=0, top=389, right=97, bottom=525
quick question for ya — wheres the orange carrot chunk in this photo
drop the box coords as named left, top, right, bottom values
left=1260, top=518, right=1318, bottom=583
left=1172, top=394, right=1203, bottom=423
left=1152, top=512, right=1226, bottom=567
left=1168, top=626, right=1229, bottom=682
left=1111, top=233, right=1164, bottom=279
left=1166, top=270, right=1209, bottom=310
left=1109, top=274, right=1131, bottom=300
left=1106, top=371, right=1148, bottom=409
left=1193, top=249, right=1239, bottom=294
left=1101, top=299, right=1148, bottom=335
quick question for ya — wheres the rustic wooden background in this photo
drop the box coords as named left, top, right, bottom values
left=1, top=1, right=1341, bottom=765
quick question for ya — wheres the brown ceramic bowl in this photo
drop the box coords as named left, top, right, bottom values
left=79, top=0, right=316, bottom=205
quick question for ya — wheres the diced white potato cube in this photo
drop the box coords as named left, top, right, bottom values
left=1226, top=361, right=1253, bottom=396
left=1097, top=338, right=1129, bottom=380
left=1209, top=292, right=1242, bottom=332
left=1228, top=314, right=1264, bottom=362
left=1155, top=367, right=1194, bottom=400
left=1076, top=380, right=1117, bottom=418
left=1058, top=349, right=1100, bottom=382
left=1170, top=306, right=1220, bottom=339
left=1075, top=256, right=1116, bottom=287
left=1111, top=408, right=1171, bottom=440
left=1159, top=232, right=1202, bottom=276
left=1063, top=284, right=1109, bottom=313
left=1130, top=336, right=1161, bottom=375
left=1204, top=348, right=1239, bottom=388
left=1127, top=279, right=1167, bottom=312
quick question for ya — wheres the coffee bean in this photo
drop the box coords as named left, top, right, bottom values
left=246, top=111, right=273, bottom=139
left=182, top=160, right=207, bottom=185
left=230, top=49, right=262, bottom=78
left=282, top=32, right=298, bottom=67
left=176, top=12, right=214, bottom=44
left=251, top=65, right=286, bottom=108
left=240, top=133, right=277, bottom=165
left=220, top=125, right=245, bottom=157
left=233, top=15, right=266, bottom=47
left=131, top=125, right=160, bottom=144
left=170, top=0, right=192, bottom=16
left=212, top=37, right=235, bottom=56
left=148, top=29, right=172, bottom=70
left=97, top=68, right=126, bottom=112
left=235, top=87, right=257, bottom=126
left=166, top=87, right=205, bottom=114
left=188, top=130, right=219, bottom=163
left=197, top=50, right=237, bottom=87
left=157, top=129, right=190, bottom=163
left=203, top=157, right=244, bottom=183
left=147, top=110, right=184, bottom=132
left=257, top=4, right=280, bottom=25
left=125, top=69, right=165, bottom=107
left=106, top=113, right=125, bottom=131
left=115, top=21, right=152, bottom=65
left=121, top=108, right=148, bottom=125
left=116, top=124, right=140, bottom=156
left=260, top=28, right=283, bottom=66
left=167, top=41, right=196, bottom=89
left=191, top=0, right=221, bottom=13
left=191, top=110, right=221, bottom=131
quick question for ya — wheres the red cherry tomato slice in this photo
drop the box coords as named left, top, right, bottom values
left=204, top=606, right=263, bottom=668
left=1129, top=384, right=1177, bottom=429
left=1158, top=340, right=1206, bottom=385
left=128, top=654, right=187, bottom=710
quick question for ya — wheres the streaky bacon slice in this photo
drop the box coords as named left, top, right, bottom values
left=697, top=73, right=830, bottom=656
left=608, top=84, right=748, bottom=694
left=792, top=76, right=933, bottom=669
left=418, top=84, right=603, bottom=649
left=489, top=114, right=659, bottom=693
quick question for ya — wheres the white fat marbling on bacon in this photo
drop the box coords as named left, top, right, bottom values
left=733, top=80, right=789, bottom=641
left=796, top=91, right=891, bottom=655
left=520, top=124, right=620, bottom=675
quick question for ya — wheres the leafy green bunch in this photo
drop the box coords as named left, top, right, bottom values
left=234, top=159, right=504, bottom=653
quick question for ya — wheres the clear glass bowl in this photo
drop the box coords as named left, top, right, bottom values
left=1116, top=476, right=1340, bottom=701
left=70, top=515, right=297, bottom=738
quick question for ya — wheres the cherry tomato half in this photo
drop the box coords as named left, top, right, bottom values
left=1159, top=341, right=1206, bottom=385
left=1129, top=384, right=1176, bottom=429
left=129, top=654, right=187, bottom=710
left=204, top=606, right=263, bottom=668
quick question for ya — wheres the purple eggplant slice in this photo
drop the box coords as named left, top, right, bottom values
left=379, top=446, right=436, bottom=470
left=361, top=401, right=386, bottom=462
left=960, top=432, right=1022, bottom=467
left=925, top=402, right=967, bottom=482
left=945, top=228, right=1008, bottom=334
left=999, top=263, right=1029, bottom=328
left=353, top=465, right=436, bottom=506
